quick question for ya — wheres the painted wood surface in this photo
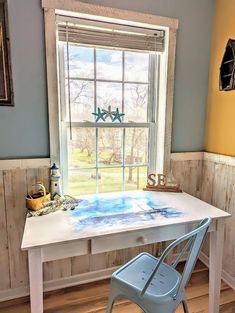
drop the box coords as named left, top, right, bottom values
left=22, top=190, right=228, bottom=249
left=172, top=154, right=235, bottom=288
left=209, top=219, right=225, bottom=313
left=43, top=1, right=178, bottom=173
left=24, top=199, right=226, bottom=313
left=200, top=159, right=235, bottom=281
left=28, top=249, right=43, bottom=313
left=0, top=166, right=50, bottom=297
left=43, top=8, right=60, bottom=165
left=0, top=155, right=211, bottom=300
left=0, top=153, right=234, bottom=301
left=171, top=158, right=202, bottom=198
left=0, top=171, right=10, bottom=291
left=0, top=163, right=169, bottom=300
left=4, top=169, right=28, bottom=289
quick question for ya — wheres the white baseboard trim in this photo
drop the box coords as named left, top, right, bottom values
left=171, top=152, right=204, bottom=161
left=44, top=266, right=118, bottom=292
left=0, top=266, right=119, bottom=302
left=199, top=252, right=235, bottom=290
left=0, top=286, right=29, bottom=303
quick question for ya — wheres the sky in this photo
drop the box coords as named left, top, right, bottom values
left=62, top=43, right=150, bottom=123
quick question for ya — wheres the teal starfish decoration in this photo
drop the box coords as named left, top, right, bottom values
left=92, top=107, right=106, bottom=122
left=112, top=108, right=125, bottom=122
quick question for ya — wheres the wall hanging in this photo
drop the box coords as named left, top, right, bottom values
left=0, top=1, right=13, bottom=106
left=220, top=38, right=235, bottom=91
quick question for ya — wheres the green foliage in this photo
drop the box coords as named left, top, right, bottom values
left=68, top=150, right=147, bottom=196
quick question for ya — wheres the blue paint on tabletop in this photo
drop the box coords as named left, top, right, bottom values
left=69, top=192, right=183, bottom=230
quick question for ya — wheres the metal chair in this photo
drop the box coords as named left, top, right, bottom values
left=106, top=217, right=212, bottom=313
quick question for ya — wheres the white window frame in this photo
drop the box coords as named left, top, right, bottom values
left=42, top=0, right=178, bottom=184
left=58, top=40, right=159, bottom=194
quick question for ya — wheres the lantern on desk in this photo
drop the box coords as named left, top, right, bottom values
left=50, top=163, right=62, bottom=199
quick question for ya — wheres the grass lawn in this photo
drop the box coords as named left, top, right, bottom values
left=68, top=149, right=147, bottom=196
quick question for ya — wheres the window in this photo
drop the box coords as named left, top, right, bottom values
left=42, top=1, right=178, bottom=197
left=57, top=18, right=164, bottom=196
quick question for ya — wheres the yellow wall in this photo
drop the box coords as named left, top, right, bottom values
left=205, top=0, right=235, bottom=156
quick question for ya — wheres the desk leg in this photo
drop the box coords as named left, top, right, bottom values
left=28, top=248, right=43, bottom=313
left=209, top=219, right=225, bottom=313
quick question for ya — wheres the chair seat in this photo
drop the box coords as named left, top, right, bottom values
left=113, top=252, right=181, bottom=298
left=107, top=218, right=211, bottom=313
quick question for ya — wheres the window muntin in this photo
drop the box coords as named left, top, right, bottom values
left=59, top=42, right=159, bottom=196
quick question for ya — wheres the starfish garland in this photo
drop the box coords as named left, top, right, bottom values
left=92, top=107, right=106, bottom=122
left=92, top=106, right=125, bottom=122
left=112, top=108, right=125, bottom=122
left=102, top=105, right=116, bottom=121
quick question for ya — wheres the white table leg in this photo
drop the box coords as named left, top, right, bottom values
left=28, top=248, right=43, bottom=313
left=209, top=219, right=225, bottom=313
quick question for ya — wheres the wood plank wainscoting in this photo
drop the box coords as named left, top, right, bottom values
left=171, top=152, right=235, bottom=290
left=200, top=153, right=235, bottom=290
left=0, top=152, right=234, bottom=302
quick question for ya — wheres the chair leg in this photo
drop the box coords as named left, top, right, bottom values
left=182, top=299, right=189, bottom=313
left=106, top=290, right=117, bottom=313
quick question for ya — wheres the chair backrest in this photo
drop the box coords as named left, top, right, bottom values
left=141, top=217, right=212, bottom=298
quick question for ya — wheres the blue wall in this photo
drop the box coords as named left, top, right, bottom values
left=0, top=0, right=214, bottom=159
left=0, top=0, right=49, bottom=159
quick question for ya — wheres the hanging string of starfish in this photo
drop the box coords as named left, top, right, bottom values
left=92, top=105, right=125, bottom=122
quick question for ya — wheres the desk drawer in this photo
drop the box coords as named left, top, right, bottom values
left=42, top=240, right=89, bottom=262
left=91, top=224, right=189, bottom=254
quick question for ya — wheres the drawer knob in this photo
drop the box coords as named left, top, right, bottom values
left=137, top=236, right=146, bottom=244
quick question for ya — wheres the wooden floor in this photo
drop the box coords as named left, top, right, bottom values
left=0, top=261, right=234, bottom=313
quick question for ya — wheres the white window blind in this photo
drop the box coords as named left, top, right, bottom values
left=57, top=16, right=165, bottom=52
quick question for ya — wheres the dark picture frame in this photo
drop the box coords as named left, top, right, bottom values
left=0, top=1, right=13, bottom=106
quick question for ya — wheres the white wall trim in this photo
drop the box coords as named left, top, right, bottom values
left=0, top=158, right=50, bottom=170
left=0, top=153, right=204, bottom=171
left=0, top=152, right=204, bottom=171
left=0, top=153, right=233, bottom=171
left=42, top=0, right=178, bottom=174
left=172, top=151, right=235, bottom=166
left=204, top=152, right=235, bottom=167
left=0, top=266, right=119, bottom=302
left=41, top=0, right=179, bottom=30
left=199, top=252, right=235, bottom=290
left=171, top=152, right=204, bottom=161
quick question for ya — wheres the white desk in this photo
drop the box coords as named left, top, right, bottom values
left=21, top=190, right=230, bottom=313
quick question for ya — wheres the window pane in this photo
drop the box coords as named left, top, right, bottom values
left=124, top=51, right=149, bottom=83
left=98, top=128, right=123, bottom=166
left=64, top=45, right=94, bottom=79
left=125, top=128, right=148, bottom=165
left=125, top=166, right=148, bottom=190
left=98, top=168, right=123, bottom=193
left=68, top=169, right=96, bottom=196
left=65, top=80, right=94, bottom=122
left=124, top=83, right=148, bottom=122
left=68, top=128, right=96, bottom=168
left=96, top=82, right=122, bottom=114
left=96, top=48, right=122, bottom=81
